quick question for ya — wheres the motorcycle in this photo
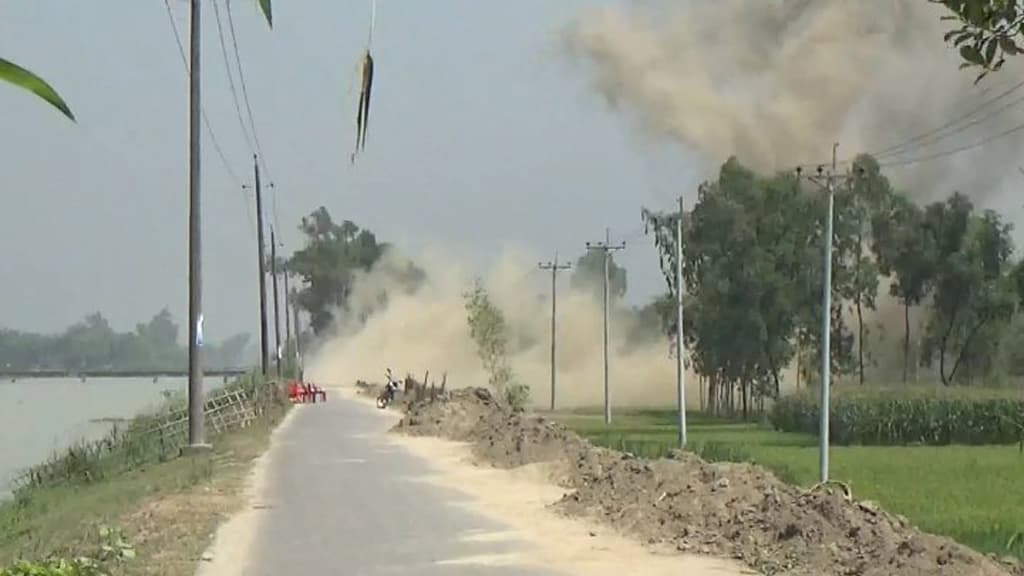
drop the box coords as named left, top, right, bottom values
left=376, top=384, right=395, bottom=409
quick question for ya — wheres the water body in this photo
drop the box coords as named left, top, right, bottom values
left=0, top=376, right=225, bottom=499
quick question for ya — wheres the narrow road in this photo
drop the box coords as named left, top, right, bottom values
left=243, top=393, right=558, bottom=575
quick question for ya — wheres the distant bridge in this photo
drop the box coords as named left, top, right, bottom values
left=0, top=369, right=251, bottom=380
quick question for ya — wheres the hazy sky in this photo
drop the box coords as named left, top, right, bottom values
left=0, top=0, right=695, bottom=341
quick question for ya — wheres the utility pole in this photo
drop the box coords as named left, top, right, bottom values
left=245, top=156, right=270, bottom=377
left=186, top=0, right=207, bottom=450
left=538, top=253, right=571, bottom=411
left=586, top=228, right=626, bottom=425
left=675, top=195, right=687, bottom=448
left=271, top=227, right=282, bottom=378
left=798, top=142, right=861, bottom=483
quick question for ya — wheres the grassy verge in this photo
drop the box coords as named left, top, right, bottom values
left=0, top=378, right=288, bottom=575
left=555, top=409, right=1024, bottom=560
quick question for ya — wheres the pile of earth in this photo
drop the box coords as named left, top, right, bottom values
left=389, top=386, right=1024, bottom=576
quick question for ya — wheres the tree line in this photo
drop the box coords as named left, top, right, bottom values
left=642, top=155, right=1024, bottom=417
left=0, top=309, right=251, bottom=372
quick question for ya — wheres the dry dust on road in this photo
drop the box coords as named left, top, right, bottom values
left=195, top=384, right=749, bottom=575
left=396, top=432, right=754, bottom=575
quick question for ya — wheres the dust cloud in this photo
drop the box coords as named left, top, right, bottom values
left=307, top=248, right=701, bottom=409
left=566, top=0, right=1024, bottom=202
left=568, top=0, right=1024, bottom=386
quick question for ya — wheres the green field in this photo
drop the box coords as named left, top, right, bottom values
left=553, top=409, right=1024, bottom=559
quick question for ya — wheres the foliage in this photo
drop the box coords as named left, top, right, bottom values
left=463, top=280, right=529, bottom=407
left=644, top=157, right=819, bottom=417
left=932, top=0, right=1024, bottom=81
left=0, top=310, right=250, bottom=372
left=919, top=195, right=1017, bottom=385
left=288, top=207, right=423, bottom=336
left=771, top=387, right=1024, bottom=446
left=0, top=58, right=74, bottom=121
left=0, top=558, right=103, bottom=576
left=257, top=0, right=273, bottom=28
left=872, top=192, right=936, bottom=382
left=642, top=155, right=1024, bottom=416
left=570, top=249, right=626, bottom=300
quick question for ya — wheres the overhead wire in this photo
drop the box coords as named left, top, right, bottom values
left=211, top=0, right=258, bottom=237
left=878, top=116, right=1024, bottom=168
left=794, top=76, right=1024, bottom=172
left=870, top=77, right=1024, bottom=160
left=161, top=0, right=242, bottom=187
left=225, top=0, right=273, bottom=182
left=211, top=0, right=256, bottom=156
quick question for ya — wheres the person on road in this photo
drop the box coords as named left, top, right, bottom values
left=384, top=368, right=400, bottom=398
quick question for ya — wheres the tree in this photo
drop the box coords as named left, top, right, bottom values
left=932, top=0, right=1024, bottom=80
left=464, top=280, right=528, bottom=407
left=287, top=207, right=388, bottom=335
left=287, top=207, right=424, bottom=337
left=645, top=158, right=810, bottom=417
left=872, top=194, right=937, bottom=383
left=571, top=249, right=626, bottom=300
left=920, top=194, right=1016, bottom=385
left=839, top=155, right=892, bottom=385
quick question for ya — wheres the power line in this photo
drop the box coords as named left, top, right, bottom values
left=225, top=0, right=272, bottom=182
left=212, top=0, right=255, bottom=156
left=879, top=117, right=1024, bottom=168
left=161, top=0, right=242, bottom=187
left=795, top=77, right=1024, bottom=172
left=872, top=77, right=1024, bottom=160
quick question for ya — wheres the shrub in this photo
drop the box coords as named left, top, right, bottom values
left=771, top=387, right=1024, bottom=446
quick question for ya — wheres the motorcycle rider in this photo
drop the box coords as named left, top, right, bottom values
left=384, top=368, right=400, bottom=399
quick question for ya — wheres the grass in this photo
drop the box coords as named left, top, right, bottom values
left=0, top=378, right=288, bottom=575
left=554, top=409, right=1024, bottom=560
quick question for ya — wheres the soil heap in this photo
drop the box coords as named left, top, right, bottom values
left=390, top=386, right=1023, bottom=576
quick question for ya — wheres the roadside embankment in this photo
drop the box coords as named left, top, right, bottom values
left=0, top=375, right=290, bottom=576
left=383, top=385, right=1024, bottom=576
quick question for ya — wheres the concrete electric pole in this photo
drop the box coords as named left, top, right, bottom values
left=244, top=156, right=270, bottom=377
left=271, top=227, right=282, bottom=378
left=798, top=142, right=862, bottom=483
left=586, top=228, right=625, bottom=425
left=538, top=254, right=571, bottom=411
left=675, top=195, right=687, bottom=448
left=186, top=0, right=207, bottom=450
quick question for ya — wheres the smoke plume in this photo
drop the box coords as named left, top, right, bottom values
left=307, top=248, right=704, bottom=408
left=566, top=0, right=1024, bottom=202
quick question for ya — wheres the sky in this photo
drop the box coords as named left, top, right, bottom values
left=0, top=0, right=695, bottom=341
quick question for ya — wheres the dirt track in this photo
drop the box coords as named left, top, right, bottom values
left=363, top=383, right=1024, bottom=576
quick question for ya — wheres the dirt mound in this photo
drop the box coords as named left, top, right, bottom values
left=395, top=387, right=588, bottom=469
left=562, top=449, right=1018, bottom=576
left=390, top=387, right=1023, bottom=576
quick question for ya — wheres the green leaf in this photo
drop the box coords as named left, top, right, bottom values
left=960, top=44, right=986, bottom=65
left=985, top=38, right=998, bottom=64
left=0, top=57, right=74, bottom=121
left=257, top=0, right=272, bottom=28
left=999, top=35, right=1019, bottom=55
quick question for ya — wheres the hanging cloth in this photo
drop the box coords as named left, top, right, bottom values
left=352, top=0, right=377, bottom=164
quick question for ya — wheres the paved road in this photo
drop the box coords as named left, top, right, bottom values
left=245, top=393, right=557, bottom=576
